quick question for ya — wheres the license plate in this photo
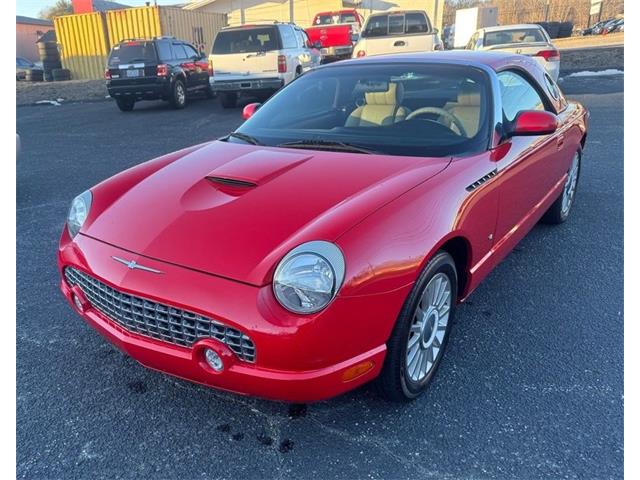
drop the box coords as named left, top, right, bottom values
left=126, top=69, right=140, bottom=78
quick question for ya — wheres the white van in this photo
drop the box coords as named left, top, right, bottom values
left=209, top=23, right=321, bottom=108
left=352, top=10, right=442, bottom=58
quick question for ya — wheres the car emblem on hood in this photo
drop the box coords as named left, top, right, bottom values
left=111, top=256, right=163, bottom=274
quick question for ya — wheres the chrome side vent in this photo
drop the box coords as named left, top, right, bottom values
left=466, top=169, right=498, bottom=192
left=207, top=176, right=256, bottom=188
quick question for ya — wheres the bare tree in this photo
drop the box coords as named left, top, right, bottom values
left=39, top=0, right=73, bottom=20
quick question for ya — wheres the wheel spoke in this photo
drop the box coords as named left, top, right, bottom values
left=408, top=333, right=421, bottom=349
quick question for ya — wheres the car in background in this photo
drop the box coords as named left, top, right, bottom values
left=352, top=10, right=442, bottom=58
left=582, top=19, right=612, bottom=35
left=602, top=18, right=624, bottom=34
left=465, top=24, right=560, bottom=80
left=105, top=37, right=213, bottom=112
left=209, top=23, right=321, bottom=108
left=305, top=9, right=363, bottom=62
left=16, top=57, right=43, bottom=81
left=59, top=51, right=587, bottom=402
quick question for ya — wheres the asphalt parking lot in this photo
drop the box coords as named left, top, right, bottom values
left=17, top=74, right=623, bottom=479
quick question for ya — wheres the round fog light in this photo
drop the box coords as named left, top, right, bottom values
left=204, top=348, right=224, bottom=372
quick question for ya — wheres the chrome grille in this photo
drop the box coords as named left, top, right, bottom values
left=64, top=267, right=256, bottom=363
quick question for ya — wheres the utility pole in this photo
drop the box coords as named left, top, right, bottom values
left=290, top=0, right=294, bottom=23
left=544, top=0, right=550, bottom=22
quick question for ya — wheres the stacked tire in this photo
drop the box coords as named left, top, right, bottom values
left=38, top=41, right=63, bottom=82
left=25, top=69, right=43, bottom=82
left=52, top=68, right=71, bottom=81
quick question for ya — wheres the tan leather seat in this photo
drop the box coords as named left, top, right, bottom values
left=345, top=83, right=410, bottom=127
left=441, top=83, right=481, bottom=137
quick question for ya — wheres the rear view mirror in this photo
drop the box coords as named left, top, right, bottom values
left=508, top=110, right=558, bottom=137
left=242, top=102, right=261, bottom=120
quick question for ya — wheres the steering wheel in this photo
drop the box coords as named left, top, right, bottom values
left=405, top=107, right=468, bottom=137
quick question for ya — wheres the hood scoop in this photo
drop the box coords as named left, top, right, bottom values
left=205, top=149, right=312, bottom=187
left=207, top=176, right=257, bottom=188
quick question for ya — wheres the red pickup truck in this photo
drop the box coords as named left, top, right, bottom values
left=305, top=9, right=364, bottom=62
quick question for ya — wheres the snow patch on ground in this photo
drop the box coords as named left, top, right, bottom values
left=566, top=69, right=624, bottom=78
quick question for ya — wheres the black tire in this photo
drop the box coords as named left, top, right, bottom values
left=52, top=68, right=71, bottom=81
left=115, top=98, right=135, bottom=112
left=26, top=70, right=43, bottom=82
left=219, top=91, right=237, bottom=109
left=169, top=78, right=187, bottom=109
left=542, top=151, right=581, bottom=224
left=376, top=251, right=458, bottom=402
left=43, top=71, right=54, bottom=82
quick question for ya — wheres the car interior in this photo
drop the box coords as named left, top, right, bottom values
left=237, top=67, right=490, bottom=156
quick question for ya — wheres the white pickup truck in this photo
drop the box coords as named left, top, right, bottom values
left=352, top=10, right=442, bottom=58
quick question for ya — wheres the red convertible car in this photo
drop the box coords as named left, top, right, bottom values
left=59, top=52, right=587, bottom=402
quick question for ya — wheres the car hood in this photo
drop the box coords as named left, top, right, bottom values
left=85, top=141, right=450, bottom=286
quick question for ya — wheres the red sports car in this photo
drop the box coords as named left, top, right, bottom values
left=59, top=52, right=587, bottom=402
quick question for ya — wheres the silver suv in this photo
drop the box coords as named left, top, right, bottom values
left=209, top=23, right=321, bottom=108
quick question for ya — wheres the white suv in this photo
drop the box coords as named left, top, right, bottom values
left=352, top=10, right=442, bottom=58
left=209, top=23, right=321, bottom=108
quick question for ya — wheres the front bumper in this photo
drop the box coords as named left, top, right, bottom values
left=210, top=77, right=284, bottom=93
left=59, top=233, right=408, bottom=402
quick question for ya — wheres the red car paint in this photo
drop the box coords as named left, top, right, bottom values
left=58, top=52, right=588, bottom=402
left=306, top=9, right=363, bottom=61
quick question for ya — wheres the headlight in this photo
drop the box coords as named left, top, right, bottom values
left=273, top=241, right=345, bottom=314
left=66, top=190, right=92, bottom=238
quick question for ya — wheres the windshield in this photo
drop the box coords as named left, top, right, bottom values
left=484, top=28, right=546, bottom=46
left=234, top=64, right=491, bottom=157
left=213, top=27, right=281, bottom=54
left=108, top=41, right=157, bottom=65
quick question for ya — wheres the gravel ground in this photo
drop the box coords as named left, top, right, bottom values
left=16, top=74, right=623, bottom=479
left=16, top=79, right=107, bottom=106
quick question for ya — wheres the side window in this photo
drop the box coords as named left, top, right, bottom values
left=388, top=14, right=405, bottom=34
left=183, top=43, right=200, bottom=58
left=156, top=41, right=174, bottom=61
left=280, top=26, right=297, bottom=49
left=405, top=12, right=428, bottom=33
left=172, top=43, right=187, bottom=59
left=498, top=71, right=546, bottom=122
left=293, top=28, right=305, bottom=48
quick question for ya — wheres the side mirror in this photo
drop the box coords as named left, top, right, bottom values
left=242, top=102, right=261, bottom=120
left=313, top=40, right=322, bottom=49
left=508, top=110, right=558, bottom=137
left=350, top=33, right=359, bottom=43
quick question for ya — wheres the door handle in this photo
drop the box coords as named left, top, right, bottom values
left=394, top=41, right=406, bottom=47
left=556, top=134, right=565, bottom=149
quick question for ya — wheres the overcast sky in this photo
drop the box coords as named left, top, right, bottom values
left=16, top=0, right=181, bottom=18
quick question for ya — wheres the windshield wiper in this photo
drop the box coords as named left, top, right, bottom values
left=278, top=139, right=378, bottom=155
left=225, top=132, right=263, bottom=146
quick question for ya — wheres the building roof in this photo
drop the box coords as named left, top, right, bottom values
left=92, top=0, right=131, bottom=11
left=16, top=15, right=54, bottom=26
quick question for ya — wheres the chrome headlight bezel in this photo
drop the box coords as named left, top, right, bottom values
left=273, top=241, right=346, bottom=314
left=66, top=190, right=92, bottom=239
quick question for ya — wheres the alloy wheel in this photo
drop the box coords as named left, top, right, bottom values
left=405, top=272, right=452, bottom=382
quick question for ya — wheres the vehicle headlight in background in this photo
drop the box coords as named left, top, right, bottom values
left=273, top=241, right=346, bottom=314
left=66, top=190, right=92, bottom=238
